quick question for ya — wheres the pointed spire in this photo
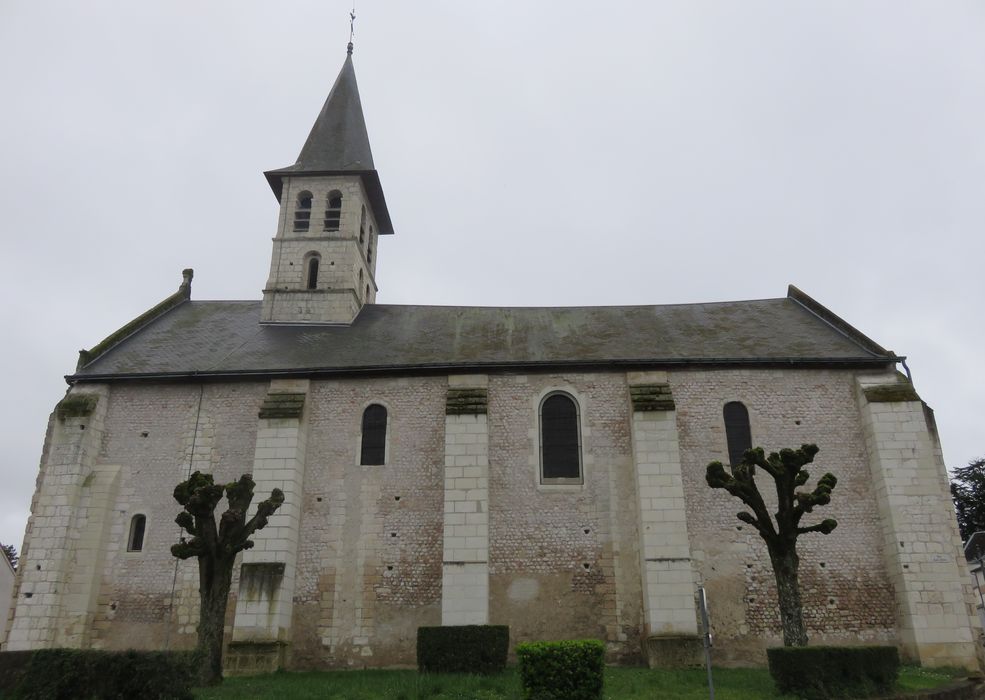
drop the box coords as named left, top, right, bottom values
left=264, top=47, right=393, bottom=235
left=294, top=52, right=374, bottom=172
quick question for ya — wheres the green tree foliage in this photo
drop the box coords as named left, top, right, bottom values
left=171, top=472, right=284, bottom=686
left=950, top=457, right=985, bottom=543
left=1, top=543, right=17, bottom=570
left=706, top=444, right=837, bottom=647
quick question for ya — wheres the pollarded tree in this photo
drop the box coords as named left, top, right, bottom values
left=171, top=471, right=284, bottom=686
left=706, top=444, right=837, bottom=647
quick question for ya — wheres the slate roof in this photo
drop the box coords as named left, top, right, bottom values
left=70, top=290, right=897, bottom=382
left=263, top=50, right=394, bottom=235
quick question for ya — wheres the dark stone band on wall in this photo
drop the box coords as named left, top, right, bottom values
left=863, top=383, right=920, bottom=403
left=630, top=384, right=675, bottom=412
left=56, top=394, right=99, bottom=420
left=258, top=392, right=306, bottom=419
left=446, top=388, right=488, bottom=415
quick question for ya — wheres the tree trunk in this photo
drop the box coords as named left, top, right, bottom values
left=768, top=545, right=808, bottom=647
left=196, top=554, right=235, bottom=686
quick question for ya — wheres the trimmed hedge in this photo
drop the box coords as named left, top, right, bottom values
left=516, top=639, right=605, bottom=700
left=417, top=625, right=509, bottom=674
left=0, top=650, right=32, bottom=696
left=5, top=648, right=198, bottom=699
left=767, top=645, right=900, bottom=699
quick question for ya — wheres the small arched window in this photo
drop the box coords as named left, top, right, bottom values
left=723, top=401, right=752, bottom=467
left=324, top=191, right=342, bottom=231
left=306, top=256, right=320, bottom=290
left=127, top=514, right=147, bottom=552
left=540, top=393, right=582, bottom=483
left=293, top=191, right=312, bottom=232
left=359, top=206, right=367, bottom=244
left=361, top=404, right=387, bottom=465
left=367, top=241, right=373, bottom=264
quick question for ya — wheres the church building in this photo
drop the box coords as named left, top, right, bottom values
left=3, top=44, right=979, bottom=672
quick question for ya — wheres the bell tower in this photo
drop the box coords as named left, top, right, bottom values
left=260, top=43, right=393, bottom=324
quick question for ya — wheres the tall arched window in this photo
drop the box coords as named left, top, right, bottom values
left=360, top=404, right=387, bottom=465
left=305, top=253, right=320, bottom=290
left=127, top=514, right=147, bottom=552
left=324, top=191, right=342, bottom=231
left=293, top=191, right=312, bottom=232
left=540, top=393, right=581, bottom=483
left=359, top=205, right=367, bottom=244
left=723, top=401, right=752, bottom=467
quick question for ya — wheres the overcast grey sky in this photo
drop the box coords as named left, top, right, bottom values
left=0, top=1, right=982, bottom=551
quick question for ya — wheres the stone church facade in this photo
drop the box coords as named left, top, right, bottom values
left=3, top=47, right=980, bottom=672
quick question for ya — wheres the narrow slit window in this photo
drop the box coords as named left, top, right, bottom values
left=540, top=393, right=581, bottom=482
left=293, top=191, right=312, bottom=232
left=359, top=206, right=366, bottom=244
left=361, top=404, right=387, bottom=465
left=723, top=401, right=752, bottom=466
left=324, top=191, right=342, bottom=231
left=127, top=514, right=147, bottom=552
left=306, top=256, right=320, bottom=290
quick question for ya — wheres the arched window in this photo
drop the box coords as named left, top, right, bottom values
left=361, top=404, right=387, bottom=465
left=324, top=191, right=342, bottom=231
left=540, top=393, right=581, bottom=483
left=359, top=205, right=367, bottom=244
left=306, top=258, right=319, bottom=289
left=365, top=284, right=370, bottom=300
left=723, top=401, right=752, bottom=467
left=293, top=191, right=312, bottom=232
left=127, top=514, right=147, bottom=552
left=304, top=253, right=320, bottom=290
left=367, top=240, right=373, bottom=264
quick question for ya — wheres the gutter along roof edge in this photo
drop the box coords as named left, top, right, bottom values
left=67, top=355, right=899, bottom=384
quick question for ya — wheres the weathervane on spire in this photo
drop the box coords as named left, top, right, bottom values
left=347, top=2, right=356, bottom=55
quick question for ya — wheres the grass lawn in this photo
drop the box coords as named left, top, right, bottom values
left=194, top=665, right=966, bottom=699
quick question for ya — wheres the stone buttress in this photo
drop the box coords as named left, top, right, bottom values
left=5, top=386, right=121, bottom=650
left=857, top=373, right=980, bottom=669
left=627, top=373, right=702, bottom=667
left=227, top=380, right=310, bottom=673
left=441, top=376, right=490, bottom=625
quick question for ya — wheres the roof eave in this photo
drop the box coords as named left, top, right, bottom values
left=67, top=355, right=898, bottom=385
left=787, top=285, right=895, bottom=359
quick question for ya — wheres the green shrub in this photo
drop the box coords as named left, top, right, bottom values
left=12, top=648, right=198, bottom=699
left=417, top=625, right=509, bottom=674
left=516, top=639, right=605, bottom=700
left=0, top=650, right=33, bottom=696
left=767, top=645, right=900, bottom=699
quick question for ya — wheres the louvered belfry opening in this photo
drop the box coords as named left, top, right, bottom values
left=361, top=404, right=387, bottom=465
left=723, top=401, right=752, bottom=466
left=541, top=393, right=581, bottom=480
left=294, top=191, right=312, bottom=232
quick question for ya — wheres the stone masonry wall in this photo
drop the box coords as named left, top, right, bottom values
left=7, top=367, right=976, bottom=669
left=261, top=175, right=380, bottom=324
left=674, top=369, right=899, bottom=665
left=290, top=377, right=446, bottom=668
left=486, top=372, right=645, bottom=664
left=92, top=382, right=267, bottom=651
